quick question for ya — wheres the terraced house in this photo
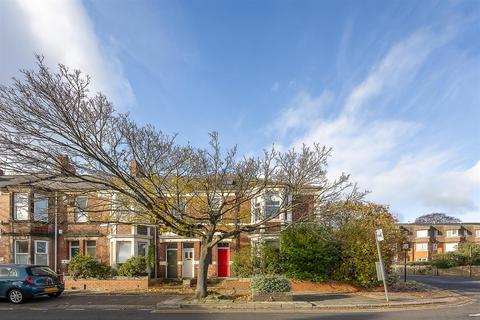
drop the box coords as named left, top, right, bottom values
left=0, top=162, right=315, bottom=279
left=398, top=223, right=480, bottom=262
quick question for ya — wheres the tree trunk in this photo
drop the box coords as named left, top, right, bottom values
left=195, top=240, right=212, bottom=298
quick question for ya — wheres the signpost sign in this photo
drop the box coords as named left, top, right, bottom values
left=375, top=229, right=389, bottom=302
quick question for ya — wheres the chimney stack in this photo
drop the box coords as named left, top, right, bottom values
left=130, top=160, right=145, bottom=177
left=55, top=155, right=76, bottom=176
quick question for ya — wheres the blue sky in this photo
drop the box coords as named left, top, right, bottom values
left=1, top=0, right=479, bottom=222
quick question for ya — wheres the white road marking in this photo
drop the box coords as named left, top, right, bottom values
left=469, top=314, right=480, bottom=317
left=66, top=308, right=85, bottom=311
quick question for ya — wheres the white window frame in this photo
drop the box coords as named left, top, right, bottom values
left=446, top=229, right=459, bottom=238
left=13, top=193, right=29, bottom=221
left=14, top=240, right=29, bottom=264
left=33, top=193, right=49, bottom=222
left=86, top=240, right=97, bottom=257
left=416, top=230, right=429, bottom=238
left=74, top=196, right=88, bottom=223
left=69, top=240, right=81, bottom=259
left=116, top=241, right=133, bottom=264
left=416, top=243, right=428, bottom=252
left=34, top=240, right=49, bottom=265
left=445, top=243, right=458, bottom=252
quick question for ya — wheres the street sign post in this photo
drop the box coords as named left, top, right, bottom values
left=375, top=229, right=389, bottom=302
left=402, top=243, right=410, bottom=282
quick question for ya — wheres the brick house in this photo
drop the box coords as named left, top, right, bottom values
left=398, top=223, right=480, bottom=262
left=0, top=166, right=315, bottom=279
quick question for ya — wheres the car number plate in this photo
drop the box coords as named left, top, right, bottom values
left=44, top=287, right=58, bottom=293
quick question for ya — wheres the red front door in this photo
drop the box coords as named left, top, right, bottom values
left=217, top=246, right=229, bottom=278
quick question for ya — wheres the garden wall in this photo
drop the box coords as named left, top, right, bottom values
left=65, top=277, right=149, bottom=291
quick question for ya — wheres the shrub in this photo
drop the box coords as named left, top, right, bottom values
left=252, top=243, right=283, bottom=275
left=68, top=255, right=113, bottom=280
left=331, top=202, right=401, bottom=288
left=117, top=256, right=148, bottom=277
left=432, top=252, right=466, bottom=269
left=232, top=245, right=253, bottom=277
left=250, top=275, right=291, bottom=294
left=280, top=224, right=340, bottom=281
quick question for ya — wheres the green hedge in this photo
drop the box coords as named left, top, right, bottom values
left=68, top=255, right=113, bottom=280
left=117, top=256, right=148, bottom=277
left=280, top=224, right=340, bottom=282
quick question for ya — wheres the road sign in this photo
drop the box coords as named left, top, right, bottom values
left=402, top=243, right=410, bottom=250
left=375, top=229, right=384, bottom=241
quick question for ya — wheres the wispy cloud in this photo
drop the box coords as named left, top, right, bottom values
left=270, top=25, right=480, bottom=222
left=0, top=0, right=134, bottom=109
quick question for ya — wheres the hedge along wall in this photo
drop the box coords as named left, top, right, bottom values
left=393, top=264, right=480, bottom=278
left=65, top=277, right=149, bottom=291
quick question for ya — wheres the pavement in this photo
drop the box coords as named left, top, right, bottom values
left=0, top=275, right=478, bottom=319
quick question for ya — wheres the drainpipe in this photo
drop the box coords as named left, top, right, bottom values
left=154, top=225, right=157, bottom=279
left=54, top=192, right=58, bottom=272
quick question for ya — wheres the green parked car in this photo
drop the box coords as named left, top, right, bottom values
left=0, top=264, right=64, bottom=304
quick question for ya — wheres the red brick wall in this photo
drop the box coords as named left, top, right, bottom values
left=64, top=278, right=148, bottom=291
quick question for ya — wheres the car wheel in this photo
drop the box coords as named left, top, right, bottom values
left=48, top=292, right=62, bottom=298
left=8, top=289, right=24, bottom=304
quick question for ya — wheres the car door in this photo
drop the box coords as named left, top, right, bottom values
left=0, top=266, right=18, bottom=297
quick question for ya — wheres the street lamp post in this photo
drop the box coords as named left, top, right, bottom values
left=402, top=243, right=410, bottom=282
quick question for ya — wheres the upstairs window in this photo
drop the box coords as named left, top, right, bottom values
left=33, top=194, right=49, bottom=222
left=13, top=193, right=29, bottom=220
left=264, top=191, right=281, bottom=219
left=74, top=196, right=88, bottom=223
left=136, top=225, right=149, bottom=236
left=416, top=230, right=429, bottom=238
left=446, top=229, right=459, bottom=237
left=476, top=230, right=480, bottom=238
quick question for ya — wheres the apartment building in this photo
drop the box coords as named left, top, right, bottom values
left=398, top=223, right=480, bottom=262
left=0, top=163, right=314, bottom=279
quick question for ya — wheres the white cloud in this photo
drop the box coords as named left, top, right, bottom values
left=271, top=27, right=480, bottom=222
left=0, top=0, right=134, bottom=109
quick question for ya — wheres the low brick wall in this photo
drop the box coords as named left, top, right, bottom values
left=65, top=277, right=149, bottom=291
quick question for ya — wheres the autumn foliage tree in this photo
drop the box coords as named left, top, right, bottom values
left=328, top=202, right=401, bottom=287
left=0, top=56, right=361, bottom=297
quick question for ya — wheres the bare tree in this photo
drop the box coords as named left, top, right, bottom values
left=0, top=56, right=361, bottom=298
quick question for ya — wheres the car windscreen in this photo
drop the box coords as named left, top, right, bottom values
left=29, top=266, right=57, bottom=277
